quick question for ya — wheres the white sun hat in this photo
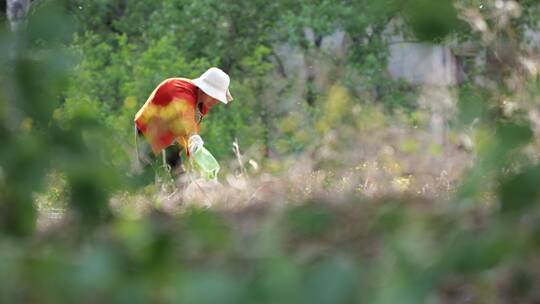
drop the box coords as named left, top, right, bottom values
left=193, top=67, right=233, bottom=104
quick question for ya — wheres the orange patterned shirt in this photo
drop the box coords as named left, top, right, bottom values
left=134, top=78, right=209, bottom=155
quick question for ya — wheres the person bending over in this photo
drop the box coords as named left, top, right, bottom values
left=134, top=67, right=233, bottom=173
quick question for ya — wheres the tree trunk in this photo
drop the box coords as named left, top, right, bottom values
left=303, top=33, right=323, bottom=107
left=6, top=0, right=30, bottom=31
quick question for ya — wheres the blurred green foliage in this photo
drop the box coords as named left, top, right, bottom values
left=1, top=0, right=540, bottom=303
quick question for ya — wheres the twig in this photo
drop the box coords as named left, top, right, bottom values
left=232, top=138, right=249, bottom=180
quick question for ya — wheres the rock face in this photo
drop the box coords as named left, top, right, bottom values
left=388, top=42, right=458, bottom=86
left=275, top=29, right=461, bottom=89
left=525, top=24, right=540, bottom=47
left=6, top=0, right=30, bottom=31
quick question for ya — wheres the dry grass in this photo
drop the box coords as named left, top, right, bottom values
left=103, top=114, right=473, bottom=220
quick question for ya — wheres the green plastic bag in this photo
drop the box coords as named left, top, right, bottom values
left=191, top=146, right=220, bottom=180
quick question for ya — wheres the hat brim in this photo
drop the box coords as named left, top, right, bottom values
left=226, top=90, right=234, bottom=103
left=193, top=78, right=230, bottom=104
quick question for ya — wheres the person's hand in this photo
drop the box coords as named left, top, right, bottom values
left=188, top=134, right=204, bottom=155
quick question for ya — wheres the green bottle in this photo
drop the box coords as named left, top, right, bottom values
left=191, top=146, right=220, bottom=180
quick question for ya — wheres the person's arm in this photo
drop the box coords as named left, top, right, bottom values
left=162, top=80, right=200, bottom=156
left=170, top=99, right=198, bottom=155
